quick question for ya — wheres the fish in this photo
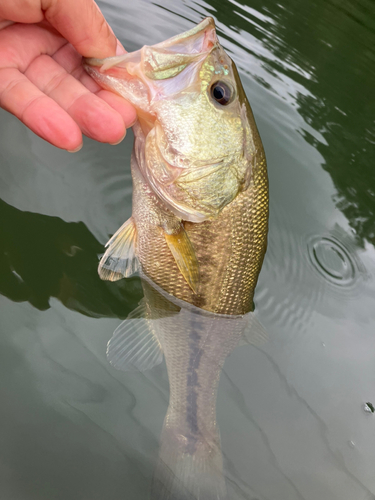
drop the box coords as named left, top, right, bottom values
left=85, top=17, right=268, bottom=500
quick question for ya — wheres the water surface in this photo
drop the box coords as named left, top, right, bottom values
left=1, top=0, right=375, bottom=499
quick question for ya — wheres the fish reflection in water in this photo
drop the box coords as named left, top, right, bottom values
left=85, top=17, right=268, bottom=499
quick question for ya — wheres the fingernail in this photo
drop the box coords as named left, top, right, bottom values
left=116, top=40, right=127, bottom=56
left=68, top=143, right=83, bottom=153
left=110, top=131, right=126, bottom=145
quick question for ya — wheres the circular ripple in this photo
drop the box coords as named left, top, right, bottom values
left=307, top=235, right=357, bottom=288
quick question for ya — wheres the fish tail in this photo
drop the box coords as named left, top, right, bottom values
left=151, top=421, right=228, bottom=500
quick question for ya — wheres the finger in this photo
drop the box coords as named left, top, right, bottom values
left=25, top=54, right=126, bottom=143
left=0, top=2, right=44, bottom=24
left=52, top=43, right=137, bottom=127
left=0, top=22, right=66, bottom=72
left=96, top=90, right=137, bottom=128
left=43, top=0, right=118, bottom=58
left=52, top=41, right=103, bottom=92
left=0, top=67, right=82, bottom=150
left=0, top=20, right=14, bottom=30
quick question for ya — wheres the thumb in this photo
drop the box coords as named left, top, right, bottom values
left=43, top=0, right=120, bottom=58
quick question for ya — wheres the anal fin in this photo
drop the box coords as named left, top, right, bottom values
left=164, top=224, right=199, bottom=293
left=98, top=217, right=139, bottom=281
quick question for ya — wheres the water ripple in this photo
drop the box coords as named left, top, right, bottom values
left=305, top=226, right=368, bottom=298
left=307, top=234, right=357, bottom=288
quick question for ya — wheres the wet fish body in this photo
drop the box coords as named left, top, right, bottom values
left=85, top=17, right=268, bottom=315
left=85, top=17, right=268, bottom=500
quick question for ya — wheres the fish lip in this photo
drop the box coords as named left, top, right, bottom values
left=83, top=57, right=104, bottom=68
left=83, top=17, right=218, bottom=73
left=83, top=52, right=139, bottom=72
left=147, top=17, right=218, bottom=55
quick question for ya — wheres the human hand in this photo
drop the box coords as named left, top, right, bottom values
left=0, top=0, right=137, bottom=151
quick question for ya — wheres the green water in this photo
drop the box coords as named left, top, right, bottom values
left=1, top=0, right=375, bottom=498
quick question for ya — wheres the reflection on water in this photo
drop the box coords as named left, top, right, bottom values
left=1, top=0, right=375, bottom=499
left=0, top=198, right=142, bottom=317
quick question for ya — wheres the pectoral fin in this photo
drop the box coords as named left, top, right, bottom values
left=164, top=225, right=199, bottom=293
left=98, top=217, right=139, bottom=281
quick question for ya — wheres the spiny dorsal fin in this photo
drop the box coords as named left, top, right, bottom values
left=164, top=224, right=199, bottom=293
left=98, top=217, right=139, bottom=281
left=107, top=300, right=163, bottom=371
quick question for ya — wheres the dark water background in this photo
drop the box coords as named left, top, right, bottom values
left=1, top=0, right=375, bottom=498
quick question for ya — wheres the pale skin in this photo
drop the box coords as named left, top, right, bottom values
left=0, top=0, right=137, bottom=152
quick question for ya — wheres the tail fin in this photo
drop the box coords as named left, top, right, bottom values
left=151, top=423, right=228, bottom=500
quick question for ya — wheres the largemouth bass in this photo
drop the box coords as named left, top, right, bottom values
left=85, top=17, right=268, bottom=500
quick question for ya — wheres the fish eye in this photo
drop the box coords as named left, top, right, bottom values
left=210, top=81, right=233, bottom=106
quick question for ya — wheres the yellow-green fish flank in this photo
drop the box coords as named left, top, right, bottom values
left=85, top=17, right=268, bottom=315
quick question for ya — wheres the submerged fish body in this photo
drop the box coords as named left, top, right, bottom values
left=107, top=275, right=266, bottom=500
left=85, top=17, right=268, bottom=500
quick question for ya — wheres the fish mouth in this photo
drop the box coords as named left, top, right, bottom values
left=84, top=17, right=218, bottom=78
left=85, top=18, right=245, bottom=222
